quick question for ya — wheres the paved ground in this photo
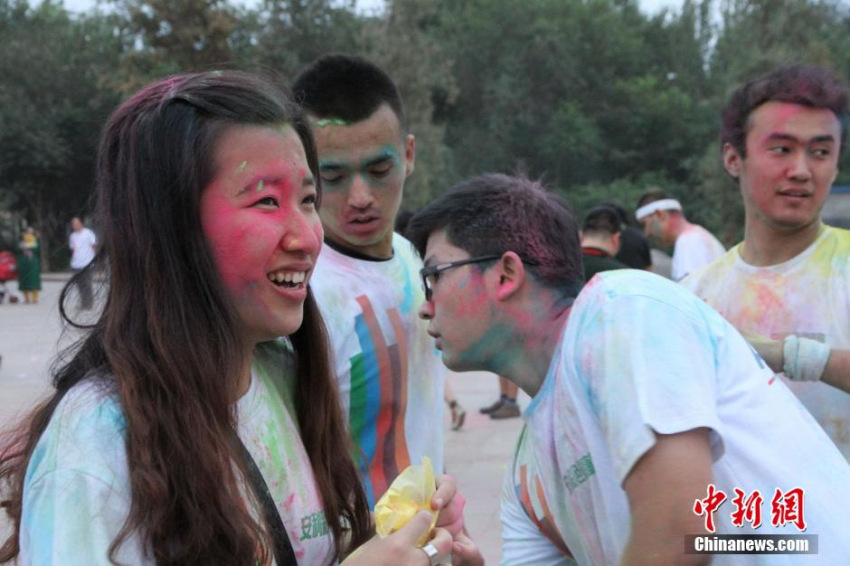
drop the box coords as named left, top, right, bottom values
left=0, top=276, right=526, bottom=564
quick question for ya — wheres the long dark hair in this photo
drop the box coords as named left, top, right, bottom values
left=0, top=71, right=370, bottom=565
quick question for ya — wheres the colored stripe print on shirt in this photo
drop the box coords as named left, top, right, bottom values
left=350, top=294, right=411, bottom=505
left=516, top=463, right=574, bottom=558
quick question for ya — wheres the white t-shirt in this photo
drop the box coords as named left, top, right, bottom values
left=311, top=232, right=445, bottom=506
left=682, top=225, right=850, bottom=460
left=672, top=224, right=725, bottom=281
left=501, top=270, right=850, bottom=566
left=20, top=340, right=334, bottom=566
left=69, top=227, right=97, bottom=269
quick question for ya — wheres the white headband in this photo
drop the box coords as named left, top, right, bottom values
left=635, top=198, right=681, bottom=221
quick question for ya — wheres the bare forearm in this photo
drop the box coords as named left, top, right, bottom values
left=746, top=334, right=850, bottom=395
left=622, top=429, right=714, bottom=566
left=747, top=335, right=783, bottom=373
left=822, top=349, right=850, bottom=394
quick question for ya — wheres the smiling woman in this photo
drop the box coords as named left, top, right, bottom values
left=200, top=123, right=324, bottom=351
left=0, top=71, right=463, bottom=566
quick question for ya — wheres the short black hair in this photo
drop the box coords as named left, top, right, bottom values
left=394, top=208, right=416, bottom=236
left=407, top=173, right=584, bottom=302
left=636, top=188, right=669, bottom=209
left=722, top=64, right=850, bottom=157
left=292, top=53, right=406, bottom=128
left=599, top=202, right=629, bottom=226
left=582, top=206, right=622, bottom=237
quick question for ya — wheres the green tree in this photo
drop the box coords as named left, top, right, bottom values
left=357, top=0, right=458, bottom=209
left=566, top=173, right=670, bottom=220
left=246, top=0, right=363, bottom=81
left=0, top=0, right=123, bottom=267
left=110, top=0, right=237, bottom=90
left=433, top=0, right=713, bottom=196
left=711, top=0, right=850, bottom=92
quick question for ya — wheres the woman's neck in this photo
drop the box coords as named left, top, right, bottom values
left=234, top=348, right=254, bottom=400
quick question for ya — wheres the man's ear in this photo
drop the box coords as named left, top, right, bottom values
left=495, top=251, right=526, bottom=301
left=404, top=134, right=416, bottom=178
left=722, top=142, right=742, bottom=178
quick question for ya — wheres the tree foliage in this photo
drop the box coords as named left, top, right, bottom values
left=246, top=0, right=363, bottom=80
left=357, top=0, right=458, bottom=208
left=4, top=0, right=850, bottom=260
left=0, top=0, right=122, bottom=266
left=109, top=0, right=237, bottom=90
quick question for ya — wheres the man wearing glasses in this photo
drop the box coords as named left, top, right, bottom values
left=406, top=173, right=850, bottom=565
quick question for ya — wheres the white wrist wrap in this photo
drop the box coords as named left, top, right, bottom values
left=782, top=335, right=831, bottom=382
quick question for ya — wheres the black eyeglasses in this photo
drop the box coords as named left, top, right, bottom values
left=420, top=255, right=501, bottom=301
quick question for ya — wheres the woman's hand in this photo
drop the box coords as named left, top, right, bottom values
left=342, top=511, right=453, bottom=566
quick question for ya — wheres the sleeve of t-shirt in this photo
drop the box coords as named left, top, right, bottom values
left=19, top=384, right=149, bottom=565
left=574, top=283, right=725, bottom=485
left=500, top=468, right=576, bottom=566
left=673, top=232, right=721, bottom=281
left=20, top=469, right=148, bottom=565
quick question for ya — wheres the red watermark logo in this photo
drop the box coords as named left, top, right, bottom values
left=693, top=485, right=806, bottom=533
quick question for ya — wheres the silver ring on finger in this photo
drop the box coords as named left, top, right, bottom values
left=420, top=542, right=440, bottom=566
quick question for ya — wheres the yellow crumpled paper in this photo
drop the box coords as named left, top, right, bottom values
left=374, top=456, right=437, bottom=547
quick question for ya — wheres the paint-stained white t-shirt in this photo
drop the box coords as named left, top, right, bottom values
left=311, top=232, right=445, bottom=506
left=671, top=224, right=725, bottom=281
left=20, top=339, right=335, bottom=566
left=501, top=270, right=850, bottom=566
left=682, top=225, right=850, bottom=460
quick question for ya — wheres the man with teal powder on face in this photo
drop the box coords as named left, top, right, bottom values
left=406, top=172, right=850, bottom=565
left=292, top=55, right=445, bottom=507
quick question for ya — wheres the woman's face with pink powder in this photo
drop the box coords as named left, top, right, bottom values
left=200, top=124, right=323, bottom=344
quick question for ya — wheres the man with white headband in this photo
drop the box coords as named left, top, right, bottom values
left=635, top=189, right=724, bottom=281
left=682, top=64, right=850, bottom=459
